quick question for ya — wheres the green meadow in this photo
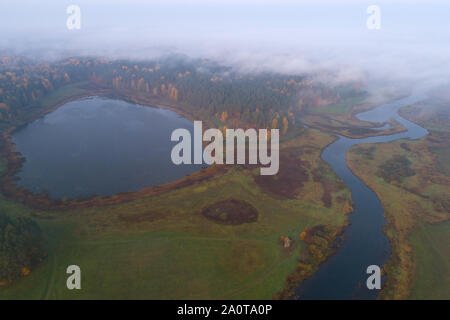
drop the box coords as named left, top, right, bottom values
left=408, top=221, right=450, bottom=299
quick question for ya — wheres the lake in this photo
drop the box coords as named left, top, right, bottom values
left=12, top=96, right=204, bottom=199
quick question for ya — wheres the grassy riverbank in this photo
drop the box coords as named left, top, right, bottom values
left=347, top=98, right=450, bottom=299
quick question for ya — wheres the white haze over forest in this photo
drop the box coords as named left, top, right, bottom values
left=1, top=0, right=449, bottom=93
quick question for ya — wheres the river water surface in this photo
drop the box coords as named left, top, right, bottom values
left=295, top=94, right=428, bottom=299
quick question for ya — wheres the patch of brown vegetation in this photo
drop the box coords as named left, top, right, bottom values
left=400, top=142, right=411, bottom=152
left=201, top=199, right=258, bottom=225
left=351, top=145, right=376, bottom=160
left=252, top=148, right=308, bottom=199
left=312, top=164, right=346, bottom=208
left=376, top=155, right=416, bottom=184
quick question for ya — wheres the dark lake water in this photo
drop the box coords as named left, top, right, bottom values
left=295, top=93, right=429, bottom=299
left=12, top=96, right=203, bottom=199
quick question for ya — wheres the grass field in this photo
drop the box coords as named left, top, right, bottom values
left=408, top=221, right=450, bottom=299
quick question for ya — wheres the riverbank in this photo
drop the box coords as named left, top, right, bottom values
left=293, top=94, right=435, bottom=299
left=347, top=113, right=449, bottom=299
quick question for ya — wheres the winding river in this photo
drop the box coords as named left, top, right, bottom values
left=295, top=94, right=429, bottom=299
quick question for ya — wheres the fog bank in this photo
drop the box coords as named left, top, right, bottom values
left=1, top=0, right=449, bottom=92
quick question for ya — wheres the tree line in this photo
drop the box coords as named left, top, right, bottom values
left=0, top=55, right=360, bottom=134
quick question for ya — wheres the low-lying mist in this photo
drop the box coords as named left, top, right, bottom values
left=1, top=0, right=449, bottom=97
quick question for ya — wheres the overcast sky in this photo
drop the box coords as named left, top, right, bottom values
left=1, top=0, right=449, bottom=89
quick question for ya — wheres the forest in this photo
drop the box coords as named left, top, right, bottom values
left=0, top=55, right=361, bottom=134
